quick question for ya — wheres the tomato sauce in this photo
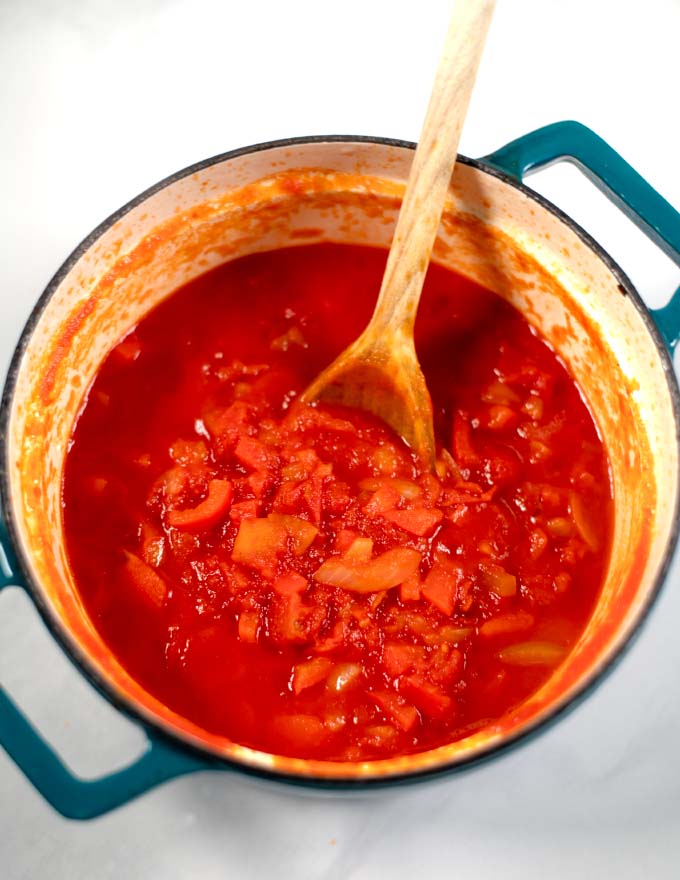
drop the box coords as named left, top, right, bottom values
left=63, top=243, right=612, bottom=761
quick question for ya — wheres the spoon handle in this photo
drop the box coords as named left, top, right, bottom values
left=369, top=0, right=496, bottom=338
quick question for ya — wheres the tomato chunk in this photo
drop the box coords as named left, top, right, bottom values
left=452, top=411, right=479, bottom=464
left=382, top=643, right=426, bottom=677
left=325, top=663, right=362, bottom=693
left=382, top=507, right=443, bottom=536
left=269, top=592, right=313, bottom=644
left=167, top=479, right=233, bottom=531
left=364, top=485, right=401, bottom=515
left=113, top=334, right=142, bottom=362
left=235, top=435, right=279, bottom=472
left=268, top=514, right=319, bottom=555
left=399, top=575, right=421, bottom=602
left=232, top=516, right=288, bottom=576
left=371, top=690, right=419, bottom=732
left=238, top=610, right=260, bottom=643
left=272, top=714, right=328, bottom=748
left=421, top=559, right=460, bottom=616
left=292, top=657, right=333, bottom=694
left=273, top=572, right=308, bottom=596
left=399, top=675, right=452, bottom=718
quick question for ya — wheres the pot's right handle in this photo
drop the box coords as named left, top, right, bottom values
left=481, top=120, right=680, bottom=353
left=0, top=516, right=210, bottom=820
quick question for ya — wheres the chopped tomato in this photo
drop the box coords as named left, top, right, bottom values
left=363, top=485, right=401, bottom=516
left=229, top=499, right=259, bottom=522
left=399, top=575, right=421, bottom=603
left=166, top=479, right=233, bottom=532
left=140, top=523, right=165, bottom=568
left=269, top=593, right=312, bottom=644
left=528, top=527, right=549, bottom=560
left=232, top=514, right=316, bottom=575
left=271, top=325, right=307, bottom=351
left=452, top=411, right=479, bottom=464
left=113, top=334, right=142, bottom=363
left=232, top=516, right=288, bottom=576
left=238, top=610, right=260, bottom=643
left=418, top=473, right=442, bottom=506
left=272, top=714, right=328, bottom=748
left=486, top=404, right=518, bottom=431
left=302, top=462, right=332, bottom=523
left=371, top=690, right=419, bottom=732
left=421, top=559, right=460, bottom=616
left=363, top=725, right=399, bottom=748
left=169, top=439, right=209, bottom=466
left=235, top=435, right=279, bottom=472
left=428, top=646, right=463, bottom=684
left=481, top=380, right=520, bottom=406
left=273, top=572, right=308, bottom=596
left=382, top=507, right=443, bottom=536
left=312, top=621, right=345, bottom=654
left=334, top=529, right=360, bottom=553
left=443, top=483, right=496, bottom=505
left=382, top=643, right=426, bottom=677
left=325, top=663, right=362, bottom=693
left=399, top=676, right=452, bottom=718
left=292, top=657, right=333, bottom=694
left=268, top=514, right=319, bottom=555
left=369, top=444, right=403, bottom=476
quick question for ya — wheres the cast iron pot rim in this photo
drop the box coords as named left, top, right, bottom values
left=1, top=134, right=679, bottom=789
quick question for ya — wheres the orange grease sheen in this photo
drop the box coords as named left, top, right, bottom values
left=62, top=243, right=613, bottom=761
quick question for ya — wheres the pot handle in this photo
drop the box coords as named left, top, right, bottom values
left=0, top=516, right=210, bottom=820
left=481, top=120, right=680, bottom=352
left=0, top=515, right=20, bottom=591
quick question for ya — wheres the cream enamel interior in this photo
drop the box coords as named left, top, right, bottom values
left=5, top=140, right=678, bottom=778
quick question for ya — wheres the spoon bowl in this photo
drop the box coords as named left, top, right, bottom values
left=301, top=0, right=496, bottom=466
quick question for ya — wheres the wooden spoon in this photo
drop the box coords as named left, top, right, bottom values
left=301, top=0, right=496, bottom=468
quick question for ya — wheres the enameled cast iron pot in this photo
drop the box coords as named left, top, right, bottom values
left=1, top=121, right=679, bottom=820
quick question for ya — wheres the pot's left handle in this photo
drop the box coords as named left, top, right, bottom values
left=0, top=517, right=210, bottom=820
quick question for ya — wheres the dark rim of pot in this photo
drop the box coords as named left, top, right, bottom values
left=1, top=134, right=679, bottom=790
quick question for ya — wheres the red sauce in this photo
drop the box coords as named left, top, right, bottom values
left=63, top=243, right=612, bottom=761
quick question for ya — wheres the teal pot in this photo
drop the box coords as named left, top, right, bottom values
left=1, top=122, right=679, bottom=819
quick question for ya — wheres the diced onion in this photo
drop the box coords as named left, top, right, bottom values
left=497, top=641, right=566, bottom=666
left=314, top=548, right=421, bottom=593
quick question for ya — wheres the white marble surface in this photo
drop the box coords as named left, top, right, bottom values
left=1, top=0, right=680, bottom=876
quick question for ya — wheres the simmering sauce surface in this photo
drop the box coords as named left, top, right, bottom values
left=63, top=243, right=612, bottom=760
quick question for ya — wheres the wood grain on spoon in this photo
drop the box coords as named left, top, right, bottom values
left=300, top=0, right=496, bottom=468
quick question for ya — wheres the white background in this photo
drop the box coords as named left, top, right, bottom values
left=1, top=1, right=680, bottom=877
